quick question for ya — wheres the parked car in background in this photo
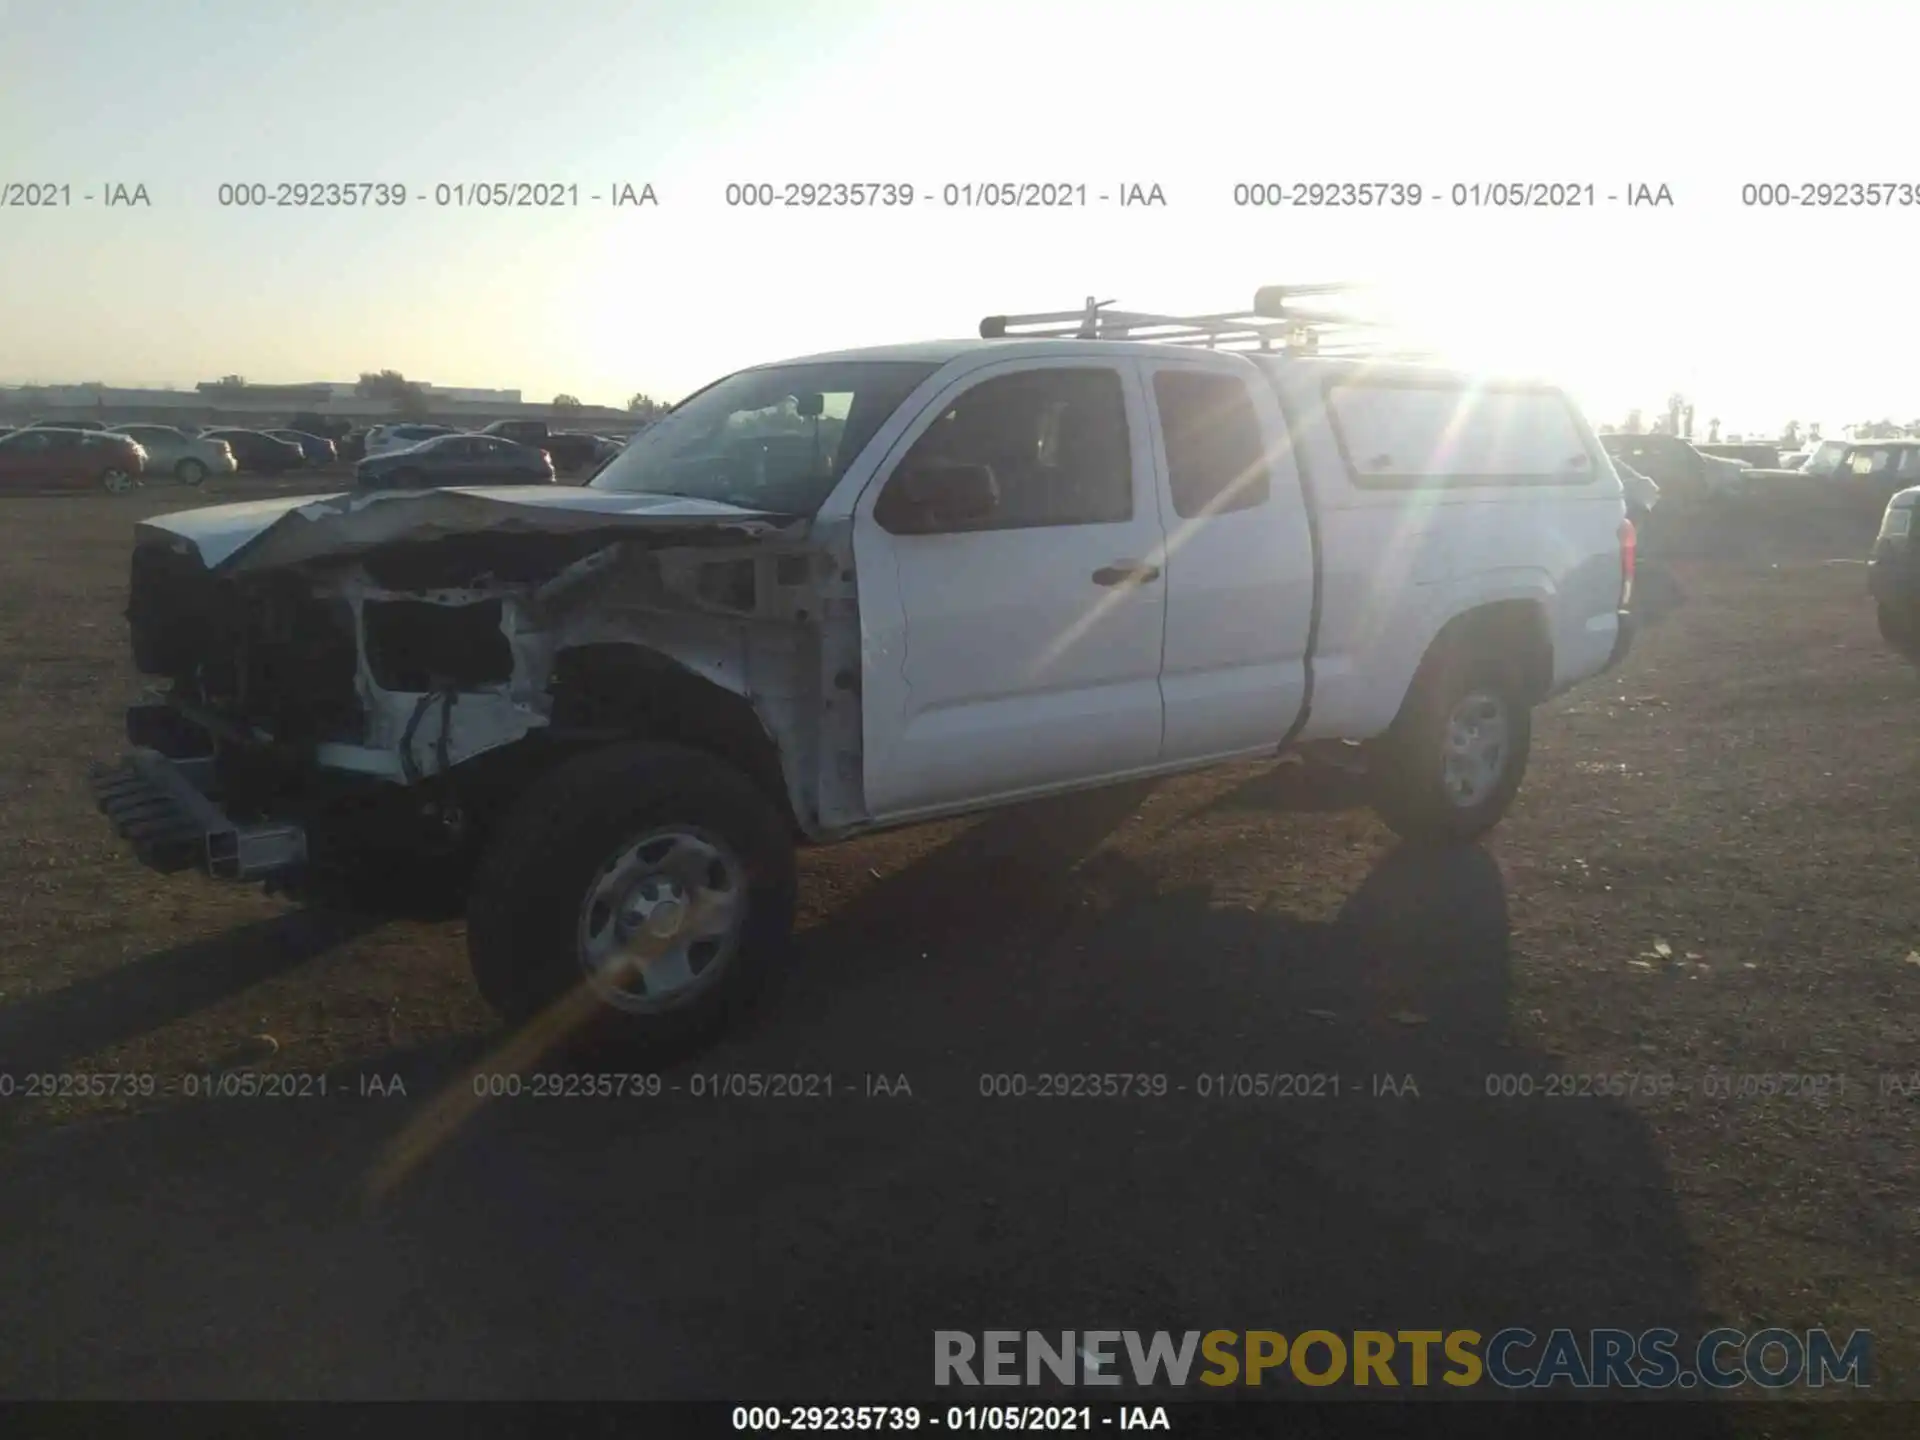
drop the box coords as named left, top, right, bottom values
left=1836, top=439, right=1920, bottom=499
left=1699, top=440, right=1819, bottom=489
left=337, top=428, right=370, bottom=464
left=1871, top=486, right=1920, bottom=664
left=364, top=423, right=462, bottom=458
left=1695, top=442, right=1781, bottom=469
left=199, top=428, right=306, bottom=474
left=356, top=431, right=555, bottom=490
left=1601, top=432, right=1753, bottom=502
left=1798, top=439, right=1854, bottom=479
left=480, top=419, right=599, bottom=474
left=264, top=429, right=340, bottom=466
left=0, top=426, right=146, bottom=491
left=107, top=424, right=238, bottom=485
left=1613, top=458, right=1660, bottom=533
left=284, top=413, right=356, bottom=444
left=23, top=417, right=107, bottom=431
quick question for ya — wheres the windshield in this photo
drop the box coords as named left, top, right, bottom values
left=1804, top=440, right=1850, bottom=476
left=590, top=360, right=942, bottom=513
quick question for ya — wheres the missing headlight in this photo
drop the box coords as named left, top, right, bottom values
left=363, top=599, right=513, bottom=691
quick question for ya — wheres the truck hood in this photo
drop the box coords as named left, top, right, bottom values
left=136, top=485, right=802, bottom=574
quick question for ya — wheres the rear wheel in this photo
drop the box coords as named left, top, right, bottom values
left=101, top=468, right=136, bottom=494
left=466, top=742, right=797, bottom=1056
left=175, top=458, right=208, bottom=485
left=1369, top=649, right=1532, bottom=844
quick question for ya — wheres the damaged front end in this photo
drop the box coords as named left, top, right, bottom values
left=93, top=486, right=854, bottom=884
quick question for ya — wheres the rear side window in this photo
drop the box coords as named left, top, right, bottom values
left=1152, top=370, right=1272, bottom=518
left=1328, top=381, right=1595, bottom=488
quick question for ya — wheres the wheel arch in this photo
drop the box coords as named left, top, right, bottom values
left=543, top=642, right=802, bottom=834
left=1389, top=598, right=1556, bottom=733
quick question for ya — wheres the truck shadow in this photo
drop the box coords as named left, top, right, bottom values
left=0, top=909, right=381, bottom=1074
left=0, top=787, right=1722, bottom=1414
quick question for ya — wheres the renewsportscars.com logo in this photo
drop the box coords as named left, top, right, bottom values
left=934, top=1328, right=1872, bottom=1391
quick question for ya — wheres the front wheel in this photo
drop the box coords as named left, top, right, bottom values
left=175, top=458, right=208, bottom=485
left=101, top=468, right=137, bottom=494
left=1368, top=653, right=1533, bottom=844
left=466, top=742, right=797, bottom=1056
left=1877, top=601, right=1920, bottom=664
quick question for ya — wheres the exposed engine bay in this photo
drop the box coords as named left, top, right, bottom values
left=119, top=487, right=871, bottom=852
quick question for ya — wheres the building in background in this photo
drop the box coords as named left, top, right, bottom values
left=0, top=380, right=634, bottom=430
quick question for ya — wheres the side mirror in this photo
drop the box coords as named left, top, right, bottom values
left=876, top=460, right=1000, bottom=533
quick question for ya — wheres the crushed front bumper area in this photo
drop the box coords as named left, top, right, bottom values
left=89, top=750, right=308, bottom=881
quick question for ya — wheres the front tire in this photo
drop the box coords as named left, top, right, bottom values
left=1878, top=601, right=1920, bottom=664
left=101, top=468, right=136, bottom=494
left=466, top=742, right=797, bottom=1055
left=1369, top=650, right=1532, bottom=844
left=176, top=458, right=208, bottom=486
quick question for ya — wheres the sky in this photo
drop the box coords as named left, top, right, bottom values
left=3, top=0, right=1917, bottom=435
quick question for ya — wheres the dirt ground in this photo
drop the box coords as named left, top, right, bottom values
left=0, top=475, right=1914, bottom=1422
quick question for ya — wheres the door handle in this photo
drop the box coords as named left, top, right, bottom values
left=1092, top=562, right=1161, bottom=586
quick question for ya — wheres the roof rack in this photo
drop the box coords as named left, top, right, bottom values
left=978, top=285, right=1404, bottom=354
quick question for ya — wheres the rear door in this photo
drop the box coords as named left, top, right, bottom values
left=1136, top=356, right=1315, bottom=761
left=46, top=429, right=91, bottom=486
left=852, top=359, right=1170, bottom=818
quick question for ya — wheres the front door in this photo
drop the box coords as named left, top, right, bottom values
left=853, top=359, right=1169, bottom=819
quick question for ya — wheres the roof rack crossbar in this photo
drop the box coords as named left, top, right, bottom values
left=978, top=286, right=1395, bottom=352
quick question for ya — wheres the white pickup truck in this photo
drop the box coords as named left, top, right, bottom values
left=92, top=291, right=1636, bottom=1052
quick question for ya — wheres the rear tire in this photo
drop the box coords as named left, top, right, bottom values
left=466, top=742, right=797, bottom=1056
left=176, top=459, right=208, bottom=486
left=1369, top=647, right=1532, bottom=845
left=101, top=468, right=136, bottom=494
